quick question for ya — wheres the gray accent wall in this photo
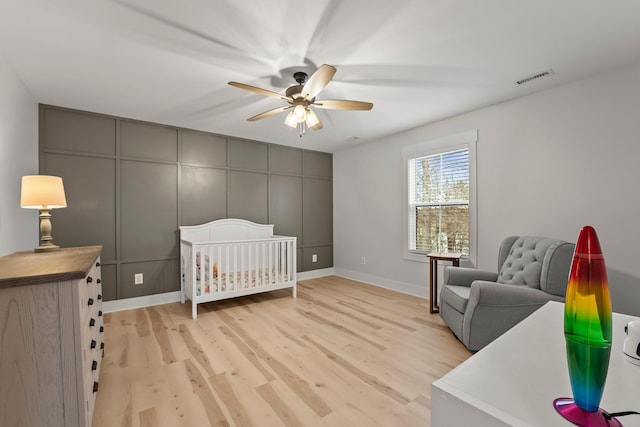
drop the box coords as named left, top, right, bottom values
left=39, top=105, right=332, bottom=301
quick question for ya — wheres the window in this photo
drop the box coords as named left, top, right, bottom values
left=403, top=130, right=477, bottom=262
left=409, top=149, right=469, bottom=254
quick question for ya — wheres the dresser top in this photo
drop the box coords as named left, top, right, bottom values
left=0, top=246, right=102, bottom=289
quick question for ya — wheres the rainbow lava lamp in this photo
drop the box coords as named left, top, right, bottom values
left=553, top=226, right=620, bottom=427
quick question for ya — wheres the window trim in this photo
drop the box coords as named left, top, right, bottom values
left=402, top=129, right=478, bottom=265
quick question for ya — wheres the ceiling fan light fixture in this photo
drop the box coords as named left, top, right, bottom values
left=293, top=104, right=307, bottom=122
left=228, top=64, right=372, bottom=138
left=284, top=111, right=298, bottom=128
left=305, top=109, right=320, bottom=128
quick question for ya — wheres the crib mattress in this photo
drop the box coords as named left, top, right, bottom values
left=195, top=270, right=287, bottom=295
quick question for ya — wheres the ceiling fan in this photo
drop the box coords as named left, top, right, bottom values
left=228, top=64, right=373, bottom=137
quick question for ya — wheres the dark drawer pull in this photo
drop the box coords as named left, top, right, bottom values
left=100, top=326, right=104, bottom=333
left=98, top=310, right=103, bottom=317
left=88, top=298, right=94, bottom=306
left=93, top=381, right=99, bottom=393
left=89, top=318, right=95, bottom=327
left=97, top=278, right=101, bottom=284
left=96, top=262, right=100, bottom=267
left=92, top=360, right=98, bottom=371
left=97, top=294, right=102, bottom=300
left=90, top=340, right=97, bottom=349
left=100, top=342, right=104, bottom=350
left=87, top=276, right=93, bottom=284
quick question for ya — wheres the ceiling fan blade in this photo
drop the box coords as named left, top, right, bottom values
left=306, top=109, right=323, bottom=130
left=313, top=99, right=373, bottom=110
left=228, top=81, right=290, bottom=101
left=301, top=64, right=336, bottom=100
left=247, top=106, right=291, bottom=121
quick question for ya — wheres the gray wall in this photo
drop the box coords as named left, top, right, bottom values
left=333, top=59, right=640, bottom=316
left=0, top=55, right=38, bottom=256
left=40, top=105, right=332, bottom=302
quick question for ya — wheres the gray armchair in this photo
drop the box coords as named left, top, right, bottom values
left=439, top=236, right=575, bottom=351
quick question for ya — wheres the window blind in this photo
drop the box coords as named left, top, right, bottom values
left=408, top=148, right=469, bottom=254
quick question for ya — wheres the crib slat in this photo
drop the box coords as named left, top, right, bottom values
left=240, top=244, right=245, bottom=288
left=279, top=241, right=284, bottom=284
left=291, top=240, right=296, bottom=282
left=217, top=245, right=222, bottom=292
left=288, top=241, right=291, bottom=281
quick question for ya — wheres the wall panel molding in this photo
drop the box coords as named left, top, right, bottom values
left=39, top=104, right=332, bottom=301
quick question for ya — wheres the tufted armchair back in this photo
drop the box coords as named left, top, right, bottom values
left=496, top=236, right=575, bottom=297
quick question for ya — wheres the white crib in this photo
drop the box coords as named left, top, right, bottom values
left=180, top=218, right=297, bottom=319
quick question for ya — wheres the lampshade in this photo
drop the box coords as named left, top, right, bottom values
left=21, top=175, right=67, bottom=209
left=305, top=109, right=320, bottom=128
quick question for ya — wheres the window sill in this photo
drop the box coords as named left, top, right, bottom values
left=404, top=251, right=472, bottom=265
left=404, top=251, right=429, bottom=263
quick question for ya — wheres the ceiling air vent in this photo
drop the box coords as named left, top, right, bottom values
left=515, top=69, right=555, bottom=86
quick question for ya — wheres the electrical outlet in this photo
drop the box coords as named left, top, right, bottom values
left=134, top=273, right=143, bottom=285
left=312, top=254, right=318, bottom=263
left=361, top=257, right=366, bottom=265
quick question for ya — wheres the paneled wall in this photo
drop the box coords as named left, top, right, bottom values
left=39, top=105, right=332, bottom=301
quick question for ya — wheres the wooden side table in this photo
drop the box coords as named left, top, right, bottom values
left=427, top=252, right=463, bottom=313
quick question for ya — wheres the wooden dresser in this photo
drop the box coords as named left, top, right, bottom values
left=0, top=246, right=104, bottom=427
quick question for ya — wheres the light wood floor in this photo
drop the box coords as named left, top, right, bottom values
left=92, top=276, right=470, bottom=427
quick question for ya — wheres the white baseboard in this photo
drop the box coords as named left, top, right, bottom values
left=102, top=268, right=419, bottom=313
left=102, top=291, right=182, bottom=313
left=333, top=268, right=428, bottom=299
left=102, top=268, right=338, bottom=313
left=297, top=267, right=335, bottom=280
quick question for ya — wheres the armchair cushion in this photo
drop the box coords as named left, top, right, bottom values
left=441, top=285, right=471, bottom=313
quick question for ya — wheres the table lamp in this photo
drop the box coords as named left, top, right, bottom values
left=554, top=225, right=619, bottom=427
left=20, top=175, right=67, bottom=252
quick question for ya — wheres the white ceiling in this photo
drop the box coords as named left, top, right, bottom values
left=2, top=1, right=640, bottom=153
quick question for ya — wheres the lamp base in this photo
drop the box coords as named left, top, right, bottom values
left=554, top=398, right=622, bottom=427
left=35, top=243, right=60, bottom=253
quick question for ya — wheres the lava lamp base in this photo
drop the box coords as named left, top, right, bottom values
left=554, top=398, right=622, bottom=427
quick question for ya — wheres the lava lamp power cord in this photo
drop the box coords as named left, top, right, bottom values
left=603, top=410, right=640, bottom=420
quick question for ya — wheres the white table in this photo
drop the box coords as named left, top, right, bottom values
left=432, top=301, right=640, bottom=427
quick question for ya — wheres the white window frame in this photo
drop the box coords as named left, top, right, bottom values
left=402, top=129, right=478, bottom=265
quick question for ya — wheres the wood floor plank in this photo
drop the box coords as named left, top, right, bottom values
left=295, top=308, right=386, bottom=350
left=302, top=334, right=411, bottom=405
left=183, top=359, right=230, bottom=426
left=138, top=408, right=157, bottom=427
left=178, top=324, right=217, bottom=380
left=217, top=324, right=276, bottom=383
left=93, top=275, right=471, bottom=426
left=255, top=382, right=307, bottom=427
left=135, top=309, right=151, bottom=337
left=269, top=346, right=422, bottom=427
left=147, top=307, right=178, bottom=364
left=217, top=312, right=333, bottom=418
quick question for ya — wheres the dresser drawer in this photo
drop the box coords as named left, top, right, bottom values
left=77, top=255, right=103, bottom=427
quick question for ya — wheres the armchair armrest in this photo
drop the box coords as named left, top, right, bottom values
left=443, top=267, right=498, bottom=288
left=462, top=282, right=565, bottom=350
left=469, top=281, right=565, bottom=306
